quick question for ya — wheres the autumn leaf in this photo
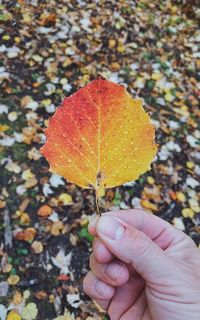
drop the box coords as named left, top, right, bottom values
left=13, top=291, right=23, bottom=305
left=31, top=241, right=44, bottom=254
left=7, top=275, right=20, bottom=285
left=15, top=228, right=37, bottom=242
left=7, top=310, right=21, bottom=320
left=21, top=303, right=38, bottom=320
left=37, top=204, right=52, bottom=217
left=41, top=78, right=157, bottom=194
left=58, top=193, right=73, bottom=206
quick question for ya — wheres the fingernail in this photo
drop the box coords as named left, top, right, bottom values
left=105, top=262, right=125, bottom=280
left=97, top=216, right=124, bottom=240
left=95, top=279, right=113, bottom=297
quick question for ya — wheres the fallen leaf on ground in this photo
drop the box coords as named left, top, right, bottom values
left=7, top=275, right=20, bottom=285
left=140, top=199, right=158, bottom=211
left=52, top=249, right=72, bottom=274
left=31, top=241, right=43, bottom=254
left=0, top=304, right=7, bottom=320
left=13, top=291, right=23, bottom=305
left=24, top=177, right=38, bottom=189
left=37, top=204, right=52, bottom=217
left=2, top=263, right=12, bottom=273
left=66, top=293, right=81, bottom=308
left=21, top=302, right=38, bottom=320
left=34, top=291, right=47, bottom=300
left=58, top=193, right=73, bottom=206
left=53, top=312, right=74, bottom=320
left=7, top=310, right=21, bottom=320
left=15, top=228, right=37, bottom=242
left=147, top=176, right=155, bottom=185
left=0, top=282, right=9, bottom=297
left=51, top=221, right=64, bottom=236
left=182, top=208, right=195, bottom=219
left=57, top=274, right=70, bottom=281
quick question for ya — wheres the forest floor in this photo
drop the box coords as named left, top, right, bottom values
left=0, top=1, right=200, bottom=319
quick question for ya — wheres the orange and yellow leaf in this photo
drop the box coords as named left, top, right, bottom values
left=40, top=78, right=158, bottom=192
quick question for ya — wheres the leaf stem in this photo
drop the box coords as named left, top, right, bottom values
left=95, top=190, right=101, bottom=215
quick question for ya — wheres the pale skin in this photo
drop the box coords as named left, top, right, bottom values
left=83, top=210, right=200, bottom=320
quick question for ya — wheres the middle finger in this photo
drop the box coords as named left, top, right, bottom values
left=90, top=253, right=129, bottom=286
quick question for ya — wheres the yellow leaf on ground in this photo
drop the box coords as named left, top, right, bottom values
left=20, top=212, right=31, bottom=225
left=7, top=275, right=20, bottom=285
left=182, top=208, right=195, bottom=219
left=13, top=291, right=23, bottom=305
left=147, top=176, right=155, bottom=185
left=108, top=39, right=116, bottom=48
left=22, top=13, right=32, bottom=23
left=14, top=36, right=21, bottom=43
left=31, top=241, right=44, bottom=254
left=2, top=263, right=12, bottom=273
left=140, top=199, right=158, bottom=211
left=186, top=161, right=194, bottom=169
left=3, top=35, right=10, bottom=41
left=176, top=192, right=186, bottom=202
left=151, top=72, right=162, bottom=81
left=51, top=221, right=64, bottom=236
left=22, top=169, right=35, bottom=181
left=23, top=290, right=31, bottom=300
left=164, top=92, right=174, bottom=102
left=58, top=193, right=73, bottom=206
left=0, top=124, right=10, bottom=132
left=21, top=303, right=38, bottom=320
left=7, top=310, right=21, bottom=320
left=32, top=55, right=43, bottom=63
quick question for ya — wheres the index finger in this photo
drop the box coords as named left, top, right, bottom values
left=88, top=209, right=187, bottom=250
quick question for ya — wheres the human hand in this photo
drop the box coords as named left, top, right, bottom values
left=83, top=210, right=200, bottom=320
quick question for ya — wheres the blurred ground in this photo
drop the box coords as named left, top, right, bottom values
left=0, top=0, right=200, bottom=319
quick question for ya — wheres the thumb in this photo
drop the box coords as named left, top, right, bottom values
left=96, top=214, right=174, bottom=283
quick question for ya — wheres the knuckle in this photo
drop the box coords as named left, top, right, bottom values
left=131, top=230, right=152, bottom=257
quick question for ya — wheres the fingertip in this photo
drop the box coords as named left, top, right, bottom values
left=93, top=238, right=113, bottom=263
left=95, top=279, right=115, bottom=298
left=105, top=261, right=130, bottom=285
left=83, top=271, right=115, bottom=300
left=88, top=216, right=99, bottom=235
